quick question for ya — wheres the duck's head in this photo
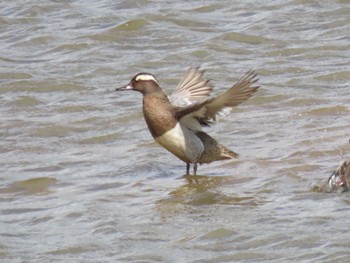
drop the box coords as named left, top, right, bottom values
left=116, top=73, right=160, bottom=95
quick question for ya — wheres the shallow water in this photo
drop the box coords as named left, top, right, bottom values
left=1, top=0, right=350, bottom=262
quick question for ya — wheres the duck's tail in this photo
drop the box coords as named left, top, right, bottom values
left=220, top=145, right=239, bottom=160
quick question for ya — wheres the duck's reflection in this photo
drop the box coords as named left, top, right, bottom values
left=159, top=173, right=258, bottom=206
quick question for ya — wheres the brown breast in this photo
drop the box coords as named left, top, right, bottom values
left=142, top=92, right=177, bottom=138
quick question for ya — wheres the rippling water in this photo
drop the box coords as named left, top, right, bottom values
left=1, top=0, right=350, bottom=262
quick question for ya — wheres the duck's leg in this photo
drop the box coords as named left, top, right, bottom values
left=186, top=163, right=190, bottom=175
left=193, top=163, right=198, bottom=176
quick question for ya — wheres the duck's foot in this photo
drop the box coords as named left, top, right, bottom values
left=193, top=163, right=198, bottom=176
left=186, top=163, right=198, bottom=176
left=186, top=163, right=190, bottom=175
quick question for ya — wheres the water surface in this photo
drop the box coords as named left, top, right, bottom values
left=1, top=0, right=350, bottom=262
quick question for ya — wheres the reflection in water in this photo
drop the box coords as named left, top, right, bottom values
left=158, top=174, right=258, bottom=207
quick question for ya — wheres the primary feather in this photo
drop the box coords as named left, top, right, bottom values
left=175, top=70, right=259, bottom=128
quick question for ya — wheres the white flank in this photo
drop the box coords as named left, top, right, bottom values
left=180, top=115, right=203, bottom=132
left=155, top=123, right=204, bottom=163
left=135, top=74, right=158, bottom=84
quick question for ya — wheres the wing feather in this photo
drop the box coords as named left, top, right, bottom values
left=169, top=67, right=213, bottom=106
left=176, top=70, right=260, bottom=129
left=205, top=70, right=260, bottom=120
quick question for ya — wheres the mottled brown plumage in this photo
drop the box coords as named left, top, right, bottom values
left=195, top=132, right=239, bottom=164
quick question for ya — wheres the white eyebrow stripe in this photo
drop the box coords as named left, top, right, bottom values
left=135, top=74, right=158, bottom=83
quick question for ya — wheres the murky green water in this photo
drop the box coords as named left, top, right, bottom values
left=1, top=0, right=350, bottom=262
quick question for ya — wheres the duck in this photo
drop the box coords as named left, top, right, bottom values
left=116, top=67, right=260, bottom=175
left=326, top=159, right=350, bottom=193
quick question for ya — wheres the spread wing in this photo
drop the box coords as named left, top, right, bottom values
left=168, top=67, right=213, bottom=106
left=176, top=70, right=259, bottom=130
left=204, top=70, right=259, bottom=120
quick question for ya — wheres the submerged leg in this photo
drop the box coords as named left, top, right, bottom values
left=193, top=163, right=198, bottom=176
left=186, top=163, right=190, bottom=175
